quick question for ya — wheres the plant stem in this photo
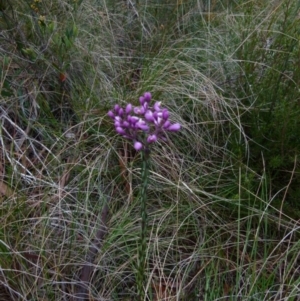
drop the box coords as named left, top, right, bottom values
left=137, top=149, right=150, bottom=301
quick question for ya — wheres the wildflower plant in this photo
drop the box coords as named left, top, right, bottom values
left=108, top=92, right=180, bottom=300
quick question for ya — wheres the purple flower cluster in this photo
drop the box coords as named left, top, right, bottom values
left=108, top=92, right=181, bottom=151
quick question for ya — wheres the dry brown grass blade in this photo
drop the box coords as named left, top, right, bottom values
left=0, top=151, right=13, bottom=198
left=152, top=279, right=177, bottom=301
left=151, top=270, right=182, bottom=301
left=0, top=181, right=13, bottom=198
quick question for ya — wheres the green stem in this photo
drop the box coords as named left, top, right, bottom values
left=137, top=149, right=150, bottom=301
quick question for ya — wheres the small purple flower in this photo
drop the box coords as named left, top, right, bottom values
left=108, top=92, right=181, bottom=151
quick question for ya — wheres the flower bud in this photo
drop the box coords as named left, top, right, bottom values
left=126, top=103, right=132, bottom=114
left=147, top=134, right=157, bottom=143
left=118, top=108, right=124, bottom=116
left=167, top=123, right=181, bottom=132
left=134, top=141, right=143, bottom=151
left=136, top=120, right=149, bottom=131
left=155, top=116, right=162, bottom=126
left=128, top=115, right=139, bottom=124
left=162, top=109, right=169, bottom=120
left=134, top=106, right=145, bottom=115
left=163, top=120, right=171, bottom=129
left=145, top=110, right=154, bottom=122
left=114, top=104, right=120, bottom=113
left=154, top=101, right=161, bottom=112
left=139, top=96, right=145, bottom=105
left=114, top=116, right=121, bottom=127
left=108, top=110, right=115, bottom=118
left=143, top=92, right=152, bottom=103
left=114, top=120, right=121, bottom=127
left=122, top=121, right=129, bottom=128
left=116, top=127, right=126, bottom=135
left=143, top=102, right=148, bottom=111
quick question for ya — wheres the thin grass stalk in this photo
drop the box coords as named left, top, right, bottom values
left=137, top=149, right=150, bottom=301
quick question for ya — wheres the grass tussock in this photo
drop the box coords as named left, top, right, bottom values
left=1, top=0, right=300, bottom=300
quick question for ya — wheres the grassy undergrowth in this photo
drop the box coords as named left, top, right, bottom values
left=0, top=0, right=300, bottom=300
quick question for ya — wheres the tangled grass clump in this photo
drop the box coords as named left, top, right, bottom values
left=1, top=0, right=300, bottom=300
